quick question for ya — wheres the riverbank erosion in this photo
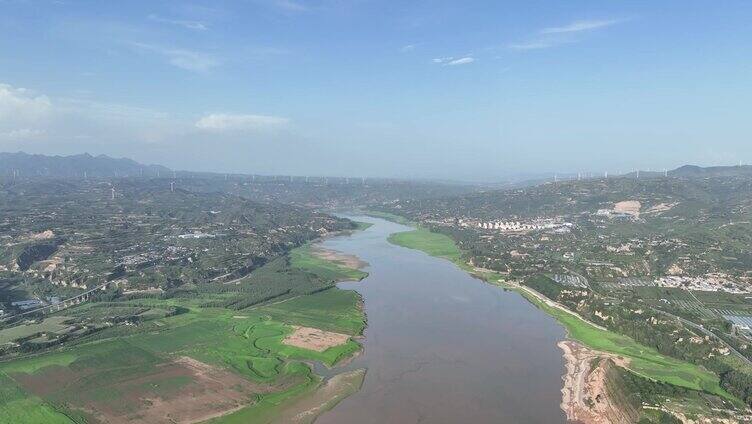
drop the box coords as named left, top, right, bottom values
left=559, top=340, right=636, bottom=424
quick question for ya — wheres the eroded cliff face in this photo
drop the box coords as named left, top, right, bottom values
left=559, top=341, right=638, bottom=424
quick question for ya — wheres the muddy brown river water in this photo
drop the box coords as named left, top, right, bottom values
left=314, top=216, right=567, bottom=424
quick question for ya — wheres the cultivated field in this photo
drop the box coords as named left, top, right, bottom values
left=0, top=244, right=369, bottom=423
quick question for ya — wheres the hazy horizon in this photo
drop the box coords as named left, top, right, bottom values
left=2, top=1, right=751, bottom=181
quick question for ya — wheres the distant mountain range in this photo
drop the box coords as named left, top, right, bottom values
left=617, top=164, right=752, bottom=179
left=512, top=164, right=752, bottom=187
left=0, top=152, right=171, bottom=178
left=669, top=164, right=752, bottom=177
left=2, top=151, right=750, bottom=182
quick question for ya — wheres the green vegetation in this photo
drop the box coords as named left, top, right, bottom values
left=0, top=177, right=355, bottom=311
left=260, top=289, right=366, bottom=336
left=602, top=359, right=735, bottom=423
left=0, top=316, right=72, bottom=345
left=387, top=228, right=462, bottom=263
left=353, top=221, right=373, bottom=231
left=210, top=369, right=366, bottom=424
left=525, top=287, right=730, bottom=397
left=0, top=292, right=362, bottom=422
left=0, top=373, right=71, bottom=424
left=290, top=245, right=367, bottom=282
left=0, top=232, right=370, bottom=422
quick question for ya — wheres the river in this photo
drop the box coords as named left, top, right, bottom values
left=315, top=216, right=568, bottom=424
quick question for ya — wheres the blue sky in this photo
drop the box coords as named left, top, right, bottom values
left=1, top=0, right=751, bottom=181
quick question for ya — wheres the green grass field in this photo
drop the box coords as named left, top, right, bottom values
left=0, top=290, right=363, bottom=423
left=290, top=245, right=368, bottom=282
left=387, top=228, right=462, bottom=263
left=259, top=289, right=366, bottom=336
left=386, top=223, right=736, bottom=401
left=0, top=316, right=72, bottom=345
left=0, top=373, right=72, bottom=424
left=0, top=240, right=370, bottom=423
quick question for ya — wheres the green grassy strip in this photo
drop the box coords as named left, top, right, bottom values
left=387, top=228, right=462, bottom=263
left=362, top=210, right=414, bottom=225
left=353, top=221, right=373, bottom=231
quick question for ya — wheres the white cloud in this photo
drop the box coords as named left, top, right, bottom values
left=509, top=18, right=623, bottom=51
left=447, top=57, right=475, bottom=66
left=540, top=19, right=622, bottom=35
left=0, top=84, right=52, bottom=122
left=401, top=44, right=417, bottom=52
left=131, top=43, right=220, bottom=72
left=0, top=128, right=46, bottom=141
left=147, top=14, right=208, bottom=31
left=432, top=56, right=475, bottom=66
left=273, top=0, right=308, bottom=12
left=195, top=113, right=290, bottom=132
left=0, top=82, right=188, bottom=148
left=0, top=82, right=294, bottom=154
left=508, top=40, right=562, bottom=50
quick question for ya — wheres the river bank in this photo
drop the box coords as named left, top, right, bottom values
left=316, top=216, right=567, bottom=423
left=559, top=340, right=634, bottom=424
left=380, top=219, right=739, bottom=421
